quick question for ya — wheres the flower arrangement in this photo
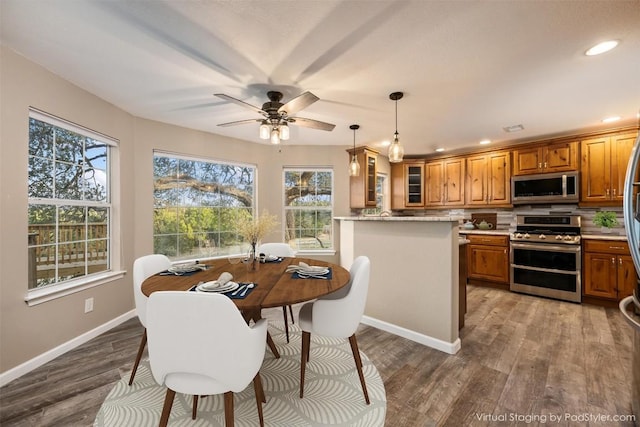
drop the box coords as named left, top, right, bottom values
left=593, top=211, right=618, bottom=229
left=236, top=210, right=279, bottom=249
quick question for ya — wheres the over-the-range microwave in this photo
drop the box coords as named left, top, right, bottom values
left=511, top=171, right=579, bottom=204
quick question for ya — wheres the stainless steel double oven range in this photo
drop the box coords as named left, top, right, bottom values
left=510, top=214, right=582, bottom=303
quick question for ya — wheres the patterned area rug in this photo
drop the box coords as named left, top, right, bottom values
left=94, top=321, right=386, bottom=426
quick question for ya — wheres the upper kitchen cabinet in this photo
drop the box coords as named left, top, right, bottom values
left=512, top=140, right=578, bottom=176
left=348, top=147, right=378, bottom=209
left=391, top=160, right=425, bottom=209
left=580, top=131, right=638, bottom=205
left=465, top=150, right=511, bottom=206
left=424, top=157, right=465, bottom=207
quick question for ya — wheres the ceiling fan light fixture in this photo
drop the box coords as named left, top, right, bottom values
left=259, top=121, right=270, bottom=139
left=270, top=128, right=280, bottom=145
left=388, top=92, right=405, bottom=163
left=349, top=124, right=361, bottom=177
left=280, top=122, right=290, bottom=140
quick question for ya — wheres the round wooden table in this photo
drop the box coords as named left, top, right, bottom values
left=141, top=257, right=350, bottom=358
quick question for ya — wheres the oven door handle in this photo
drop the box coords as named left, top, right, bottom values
left=511, top=264, right=580, bottom=275
left=510, top=242, right=581, bottom=253
left=619, top=296, right=640, bottom=331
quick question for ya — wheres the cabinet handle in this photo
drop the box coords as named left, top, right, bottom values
left=609, top=246, right=625, bottom=250
left=504, top=249, right=507, bottom=254
left=606, top=188, right=610, bottom=197
left=619, top=257, right=622, bottom=265
left=544, top=162, right=547, bottom=169
left=538, top=162, right=542, bottom=169
left=613, top=188, right=616, bottom=197
left=612, top=257, right=616, bottom=264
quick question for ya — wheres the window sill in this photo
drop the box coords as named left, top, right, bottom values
left=24, top=270, right=126, bottom=306
left=296, top=249, right=336, bottom=256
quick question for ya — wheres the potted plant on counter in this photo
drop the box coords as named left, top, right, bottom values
left=593, top=211, right=618, bottom=233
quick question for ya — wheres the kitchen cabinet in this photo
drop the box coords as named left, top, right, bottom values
left=425, top=157, right=465, bottom=207
left=391, top=160, right=425, bottom=209
left=580, top=131, right=638, bottom=205
left=583, top=239, right=637, bottom=300
left=465, top=151, right=511, bottom=206
left=348, top=147, right=378, bottom=209
left=466, top=234, right=510, bottom=284
left=512, top=140, right=578, bottom=176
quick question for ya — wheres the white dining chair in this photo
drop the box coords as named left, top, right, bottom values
left=298, top=255, right=371, bottom=404
left=147, top=291, right=268, bottom=427
left=257, top=242, right=297, bottom=343
left=129, top=254, right=172, bottom=386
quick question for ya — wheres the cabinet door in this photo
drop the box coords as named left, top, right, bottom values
left=544, top=141, right=577, bottom=172
left=444, top=158, right=465, bottom=205
left=365, top=152, right=377, bottom=206
left=512, top=147, right=542, bottom=176
left=583, top=252, right=618, bottom=299
left=467, top=244, right=509, bottom=283
left=611, top=133, right=637, bottom=202
left=405, top=163, right=425, bottom=207
left=617, top=255, right=637, bottom=299
left=581, top=136, right=612, bottom=203
left=425, top=161, right=444, bottom=206
left=487, top=151, right=510, bottom=205
left=465, top=155, right=488, bottom=205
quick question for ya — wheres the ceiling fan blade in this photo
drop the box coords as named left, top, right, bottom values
left=278, top=91, right=319, bottom=116
left=214, top=93, right=266, bottom=116
left=288, top=117, right=335, bottom=131
left=217, top=118, right=262, bottom=127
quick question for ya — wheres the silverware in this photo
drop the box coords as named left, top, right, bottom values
left=231, top=284, right=246, bottom=296
left=240, top=283, right=254, bottom=297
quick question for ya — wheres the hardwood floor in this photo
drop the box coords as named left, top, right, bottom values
left=0, top=285, right=636, bottom=426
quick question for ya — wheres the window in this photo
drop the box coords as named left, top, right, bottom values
left=153, top=153, right=256, bottom=260
left=28, top=110, right=116, bottom=290
left=283, top=168, right=333, bottom=251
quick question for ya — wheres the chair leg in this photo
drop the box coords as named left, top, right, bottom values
left=128, top=329, right=147, bottom=386
left=348, top=334, right=370, bottom=405
left=159, top=388, right=176, bottom=427
left=282, top=306, right=290, bottom=343
left=300, top=331, right=311, bottom=398
left=266, top=331, right=280, bottom=358
left=192, top=395, right=198, bottom=420
left=224, top=391, right=234, bottom=427
left=288, top=305, right=295, bottom=324
left=252, top=373, right=265, bottom=427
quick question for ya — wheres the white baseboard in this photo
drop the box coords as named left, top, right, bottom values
left=0, top=310, right=137, bottom=387
left=361, top=315, right=461, bottom=355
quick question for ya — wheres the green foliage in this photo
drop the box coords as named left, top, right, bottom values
left=593, top=211, right=618, bottom=228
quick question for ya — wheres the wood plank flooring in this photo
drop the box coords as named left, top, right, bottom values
left=1, top=285, right=636, bottom=426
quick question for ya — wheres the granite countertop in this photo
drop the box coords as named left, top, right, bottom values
left=581, top=234, right=628, bottom=241
left=334, top=216, right=464, bottom=222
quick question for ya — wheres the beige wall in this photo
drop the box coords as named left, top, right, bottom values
left=0, top=46, right=351, bottom=374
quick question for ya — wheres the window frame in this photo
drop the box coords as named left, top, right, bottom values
left=25, top=108, right=123, bottom=306
left=282, top=167, right=335, bottom=254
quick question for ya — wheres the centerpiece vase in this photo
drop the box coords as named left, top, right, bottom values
left=249, top=242, right=259, bottom=270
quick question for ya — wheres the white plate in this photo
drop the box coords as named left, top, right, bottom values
left=196, top=281, right=239, bottom=293
left=169, top=264, right=201, bottom=273
left=298, top=267, right=329, bottom=275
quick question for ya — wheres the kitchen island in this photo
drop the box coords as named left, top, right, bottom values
left=335, top=216, right=463, bottom=354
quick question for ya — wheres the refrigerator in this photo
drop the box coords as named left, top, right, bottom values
left=622, top=131, right=640, bottom=420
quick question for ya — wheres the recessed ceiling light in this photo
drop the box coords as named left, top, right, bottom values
left=479, top=139, right=491, bottom=145
left=602, top=116, right=621, bottom=123
left=381, top=140, right=391, bottom=147
left=435, top=147, right=445, bottom=152
left=503, top=124, right=524, bottom=133
left=585, top=40, right=619, bottom=56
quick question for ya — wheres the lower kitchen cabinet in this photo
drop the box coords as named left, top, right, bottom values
left=583, top=239, right=637, bottom=300
left=466, top=234, right=510, bottom=285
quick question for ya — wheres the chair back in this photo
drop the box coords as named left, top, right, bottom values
left=312, top=256, right=370, bottom=338
left=146, top=291, right=267, bottom=395
left=257, top=242, right=296, bottom=257
left=132, top=254, right=171, bottom=327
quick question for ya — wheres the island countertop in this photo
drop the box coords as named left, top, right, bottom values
left=334, top=215, right=463, bottom=222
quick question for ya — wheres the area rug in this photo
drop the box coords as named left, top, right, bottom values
left=94, top=321, right=386, bottom=426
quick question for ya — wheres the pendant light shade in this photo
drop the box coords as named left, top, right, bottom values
left=349, top=124, right=361, bottom=177
left=388, top=91, right=405, bottom=163
left=280, top=123, right=290, bottom=140
left=259, top=121, right=270, bottom=139
left=270, top=127, right=280, bottom=145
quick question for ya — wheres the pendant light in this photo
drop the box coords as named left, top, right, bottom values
left=348, top=124, right=361, bottom=177
left=388, top=91, right=405, bottom=163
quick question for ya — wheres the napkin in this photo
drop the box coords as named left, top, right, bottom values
left=199, top=272, right=233, bottom=291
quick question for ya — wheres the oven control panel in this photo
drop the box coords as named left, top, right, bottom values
left=511, top=232, right=581, bottom=244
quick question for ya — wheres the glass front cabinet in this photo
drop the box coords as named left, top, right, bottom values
left=348, top=147, right=378, bottom=209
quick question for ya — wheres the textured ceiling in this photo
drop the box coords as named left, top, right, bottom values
left=2, top=0, right=639, bottom=156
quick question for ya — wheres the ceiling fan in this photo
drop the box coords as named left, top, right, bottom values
left=214, top=90, right=335, bottom=144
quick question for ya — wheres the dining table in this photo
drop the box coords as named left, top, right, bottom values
left=141, top=257, right=351, bottom=358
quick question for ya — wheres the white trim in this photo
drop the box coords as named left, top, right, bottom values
left=361, top=315, right=461, bottom=355
left=153, top=150, right=257, bottom=170
left=0, top=310, right=136, bottom=387
left=296, top=249, right=336, bottom=256
left=29, top=108, right=118, bottom=146
left=25, top=270, right=126, bottom=306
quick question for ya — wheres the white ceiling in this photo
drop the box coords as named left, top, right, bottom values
left=2, top=0, right=639, bottom=156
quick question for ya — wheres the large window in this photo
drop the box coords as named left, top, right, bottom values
left=283, top=168, right=333, bottom=251
left=153, top=153, right=256, bottom=260
left=28, top=110, right=115, bottom=290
